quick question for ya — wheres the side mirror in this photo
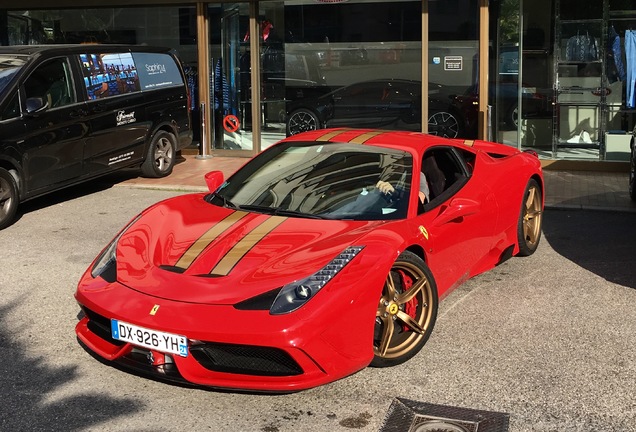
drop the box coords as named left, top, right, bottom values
left=25, top=97, right=48, bottom=115
left=204, top=170, right=224, bottom=193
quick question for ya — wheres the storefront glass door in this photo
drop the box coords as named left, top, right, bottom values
left=210, top=3, right=254, bottom=153
left=491, top=0, right=553, bottom=153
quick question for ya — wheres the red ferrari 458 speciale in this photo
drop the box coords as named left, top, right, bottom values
left=75, top=128, right=544, bottom=392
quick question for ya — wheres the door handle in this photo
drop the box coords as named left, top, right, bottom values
left=69, top=109, right=88, bottom=117
left=91, top=103, right=107, bottom=113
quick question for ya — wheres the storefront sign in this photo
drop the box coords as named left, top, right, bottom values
left=444, top=56, right=463, bottom=71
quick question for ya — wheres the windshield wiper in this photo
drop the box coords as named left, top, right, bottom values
left=236, top=204, right=276, bottom=215
left=207, top=192, right=238, bottom=209
left=273, top=208, right=328, bottom=219
left=238, top=204, right=327, bottom=219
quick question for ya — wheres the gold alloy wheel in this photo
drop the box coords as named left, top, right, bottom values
left=522, top=183, right=543, bottom=248
left=374, top=260, right=434, bottom=361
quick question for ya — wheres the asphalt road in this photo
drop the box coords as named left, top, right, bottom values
left=1, top=181, right=636, bottom=432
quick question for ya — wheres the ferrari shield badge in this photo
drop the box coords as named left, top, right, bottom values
left=150, top=305, right=160, bottom=315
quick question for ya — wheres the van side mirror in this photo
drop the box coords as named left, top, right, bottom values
left=204, top=171, right=225, bottom=192
left=25, top=97, right=48, bottom=115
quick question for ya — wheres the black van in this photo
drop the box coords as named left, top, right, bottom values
left=0, top=44, right=193, bottom=229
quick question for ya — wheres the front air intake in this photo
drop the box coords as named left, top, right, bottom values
left=190, top=342, right=303, bottom=376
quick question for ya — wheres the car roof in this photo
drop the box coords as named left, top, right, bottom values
left=281, top=128, right=474, bottom=157
left=0, top=44, right=174, bottom=56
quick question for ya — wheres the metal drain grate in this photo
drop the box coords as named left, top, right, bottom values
left=379, top=398, right=509, bottom=432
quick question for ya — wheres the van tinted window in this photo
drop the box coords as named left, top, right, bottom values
left=81, top=52, right=140, bottom=99
left=24, top=57, right=75, bottom=108
left=0, top=55, right=27, bottom=94
left=1, top=91, right=19, bottom=120
left=132, top=52, right=184, bottom=90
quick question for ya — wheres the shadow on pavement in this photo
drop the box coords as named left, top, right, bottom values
left=9, top=156, right=189, bottom=229
left=0, top=302, right=142, bottom=430
left=542, top=208, right=636, bottom=289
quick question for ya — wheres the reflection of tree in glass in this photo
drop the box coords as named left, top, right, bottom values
left=498, top=0, right=521, bottom=46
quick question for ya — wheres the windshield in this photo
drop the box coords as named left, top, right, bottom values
left=0, top=55, right=28, bottom=94
left=213, top=141, right=413, bottom=220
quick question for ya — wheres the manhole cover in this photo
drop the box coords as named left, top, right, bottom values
left=380, top=398, right=509, bottom=432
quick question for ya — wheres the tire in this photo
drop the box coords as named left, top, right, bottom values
left=508, top=106, right=519, bottom=129
left=630, top=136, right=636, bottom=202
left=141, top=130, right=176, bottom=178
left=0, top=168, right=19, bottom=230
left=428, top=111, right=461, bottom=138
left=516, top=178, right=543, bottom=256
left=371, top=250, right=438, bottom=368
left=286, top=109, right=320, bottom=136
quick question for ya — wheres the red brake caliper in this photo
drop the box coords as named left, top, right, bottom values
left=397, top=270, right=418, bottom=331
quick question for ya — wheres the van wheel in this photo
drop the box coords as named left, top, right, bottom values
left=0, top=168, right=19, bottom=230
left=141, top=131, right=176, bottom=178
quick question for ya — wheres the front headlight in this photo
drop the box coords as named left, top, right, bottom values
left=91, top=214, right=141, bottom=281
left=270, top=246, right=364, bottom=315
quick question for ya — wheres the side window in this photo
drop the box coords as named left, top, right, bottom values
left=132, top=52, right=184, bottom=90
left=420, top=147, right=471, bottom=211
left=0, top=91, right=20, bottom=120
left=24, top=58, right=75, bottom=109
left=81, top=52, right=140, bottom=100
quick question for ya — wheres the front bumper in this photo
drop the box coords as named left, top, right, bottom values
left=75, top=277, right=379, bottom=392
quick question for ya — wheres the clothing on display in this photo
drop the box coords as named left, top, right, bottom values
left=608, top=25, right=627, bottom=83
left=625, top=30, right=636, bottom=108
left=565, top=31, right=600, bottom=62
left=214, top=58, right=230, bottom=113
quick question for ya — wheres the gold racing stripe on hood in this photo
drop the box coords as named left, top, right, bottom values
left=175, top=211, right=249, bottom=269
left=348, top=130, right=385, bottom=144
left=211, top=216, right=288, bottom=276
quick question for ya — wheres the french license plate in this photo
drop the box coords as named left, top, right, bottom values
left=111, top=319, right=188, bottom=357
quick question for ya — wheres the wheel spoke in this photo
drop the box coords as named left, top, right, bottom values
left=395, top=310, right=425, bottom=334
left=523, top=221, right=536, bottom=243
left=384, top=272, right=397, bottom=301
left=376, top=316, right=394, bottom=357
left=396, top=277, right=426, bottom=304
left=525, top=187, right=536, bottom=209
left=154, top=139, right=173, bottom=171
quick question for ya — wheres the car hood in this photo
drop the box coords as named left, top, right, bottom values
left=115, top=194, right=385, bottom=305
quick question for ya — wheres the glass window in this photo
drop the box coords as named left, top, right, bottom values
left=24, top=57, right=75, bottom=109
left=214, top=142, right=413, bottom=220
left=133, top=52, right=184, bottom=90
left=81, top=52, right=140, bottom=100
left=1, top=91, right=20, bottom=121
left=559, top=0, right=603, bottom=21
left=0, top=54, right=28, bottom=94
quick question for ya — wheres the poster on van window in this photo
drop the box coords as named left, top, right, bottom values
left=132, top=53, right=183, bottom=91
left=81, top=52, right=141, bottom=100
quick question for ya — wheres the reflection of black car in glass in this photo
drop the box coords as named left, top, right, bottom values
left=452, top=81, right=552, bottom=136
left=286, top=79, right=464, bottom=138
